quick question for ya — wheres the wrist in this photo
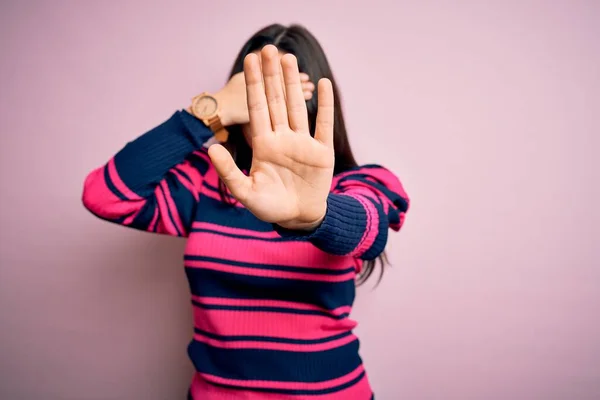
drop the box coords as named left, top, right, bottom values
left=188, top=92, right=233, bottom=127
left=213, top=90, right=233, bottom=127
left=276, top=205, right=327, bottom=232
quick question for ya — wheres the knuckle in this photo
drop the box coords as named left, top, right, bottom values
left=247, top=99, right=267, bottom=111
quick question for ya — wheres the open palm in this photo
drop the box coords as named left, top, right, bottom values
left=208, top=45, right=335, bottom=231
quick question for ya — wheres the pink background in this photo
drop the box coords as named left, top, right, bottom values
left=1, top=1, right=598, bottom=399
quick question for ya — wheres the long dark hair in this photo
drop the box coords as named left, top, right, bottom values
left=218, top=23, right=387, bottom=285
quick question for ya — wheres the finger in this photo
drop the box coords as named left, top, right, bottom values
left=281, top=53, right=309, bottom=133
left=279, top=64, right=288, bottom=99
left=207, top=144, right=252, bottom=203
left=300, top=73, right=310, bottom=82
left=302, top=81, right=315, bottom=92
left=261, top=45, right=288, bottom=129
left=314, top=78, right=334, bottom=148
left=243, top=53, right=270, bottom=136
left=302, top=80, right=315, bottom=101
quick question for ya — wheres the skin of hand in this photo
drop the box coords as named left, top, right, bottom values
left=214, top=58, right=315, bottom=127
left=207, top=44, right=335, bottom=231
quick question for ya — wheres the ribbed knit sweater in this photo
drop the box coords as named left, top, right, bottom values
left=82, top=110, right=409, bottom=399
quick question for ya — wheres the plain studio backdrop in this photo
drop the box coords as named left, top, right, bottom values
left=0, top=1, right=598, bottom=399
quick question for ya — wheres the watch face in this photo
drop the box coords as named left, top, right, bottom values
left=194, top=95, right=218, bottom=118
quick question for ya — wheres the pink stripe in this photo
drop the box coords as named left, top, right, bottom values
left=330, top=169, right=358, bottom=186
left=172, top=169, right=199, bottom=201
left=192, top=222, right=280, bottom=239
left=177, top=158, right=205, bottom=183
left=190, top=371, right=372, bottom=399
left=185, top=260, right=354, bottom=282
left=186, top=232, right=351, bottom=270
left=160, top=180, right=186, bottom=235
left=331, top=165, right=404, bottom=192
left=106, top=158, right=142, bottom=200
left=148, top=206, right=159, bottom=233
left=82, top=166, right=145, bottom=219
left=192, top=331, right=356, bottom=352
left=330, top=166, right=387, bottom=188
left=338, top=183, right=390, bottom=214
left=350, top=194, right=380, bottom=257
left=353, top=258, right=363, bottom=274
left=399, top=212, right=406, bottom=227
left=198, top=365, right=364, bottom=391
left=358, top=166, right=409, bottom=201
left=122, top=208, right=138, bottom=225
left=192, top=296, right=351, bottom=316
left=154, top=184, right=178, bottom=235
left=192, top=306, right=356, bottom=340
left=201, top=185, right=243, bottom=206
left=201, top=167, right=239, bottom=200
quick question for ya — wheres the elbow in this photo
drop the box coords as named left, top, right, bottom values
left=359, top=226, right=389, bottom=261
left=81, top=168, right=108, bottom=217
left=81, top=173, right=99, bottom=215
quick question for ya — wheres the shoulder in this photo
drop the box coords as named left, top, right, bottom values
left=333, top=164, right=401, bottom=187
left=332, top=164, right=409, bottom=210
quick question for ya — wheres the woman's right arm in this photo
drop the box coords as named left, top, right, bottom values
left=82, top=69, right=315, bottom=236
left=82, top=110, right=214, bottom=237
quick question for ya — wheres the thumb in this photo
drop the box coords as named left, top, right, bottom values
left=207, top=144, right=251, bottom=202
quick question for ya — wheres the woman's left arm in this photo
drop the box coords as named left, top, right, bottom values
left=278, top=165, right=409, bottom=260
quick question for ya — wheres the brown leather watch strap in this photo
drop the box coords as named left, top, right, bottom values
left=205, top=115, right=229, bottom=142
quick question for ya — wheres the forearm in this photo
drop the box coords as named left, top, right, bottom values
left=276, top=193, right=389, bottom=260
left=82, top=110, right=213, bottom=235
left=274, top=165, right=410, bottom=260
left=112, top=110, right=213, bottom=196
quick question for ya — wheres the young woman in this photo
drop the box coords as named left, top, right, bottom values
left=83, top=24, right=409, bottom=400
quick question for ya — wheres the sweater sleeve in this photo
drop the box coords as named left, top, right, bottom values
left=275, top=165, right=410, bottom=260
left=82, top=110, right=214, bottom=237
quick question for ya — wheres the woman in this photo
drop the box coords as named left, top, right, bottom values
left=83, top=24, right=409, bottom=400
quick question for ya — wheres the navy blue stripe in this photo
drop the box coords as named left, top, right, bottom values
left=165, top=171, right=197, bottom=233
left=150, top=210, right=160, bottom=232
left=157, top=184, right=182, bottom=236
left=190, top=228, right=291, bottom=242
left=195, top=196, right=274, bottom=232
left=201, top=180, right=236, bottom=202
left=113, top=215, right=128, bottom=224
left=174, top=166, right=193, bottom=185
left=206, top=371, right=366, bottom=395
left=336, top=174, right=408, bottom=212
left=202, top=180, right=222, bottom=194
left=185, top=255, right=354, bottom=276
left=128, top=198, right=156, bottom=231
left=191, top=300, right=349, bottom=320
left=187, top=337, right=362, bottom=383
left=103, top=164, right=128, bottom=201
left=193, top=327, right=352, bottom=344
left=186, top=151, right=210, bottom=176
left=362, top=195, right=389, bottom=260
left=278, top=193, right=367, bottom=256
left=185, top=268, right=356, bottom=310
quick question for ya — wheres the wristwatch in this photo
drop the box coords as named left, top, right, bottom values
left=190, top=92, right=229, bottom=142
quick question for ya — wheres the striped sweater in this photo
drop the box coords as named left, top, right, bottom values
left=82, top=110, right=410, bottom=399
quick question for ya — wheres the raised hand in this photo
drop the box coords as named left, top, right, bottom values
left=208, top=45, right=335, bottom=231
left=214, top=67, right=315, bottom=127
